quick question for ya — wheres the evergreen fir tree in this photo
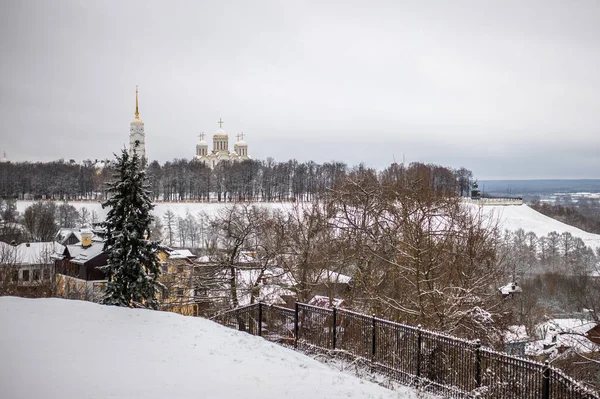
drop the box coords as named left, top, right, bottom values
left=101, top=148, right=161, bottom=309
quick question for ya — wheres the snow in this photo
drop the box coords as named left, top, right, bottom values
left=505, top=325, right=529, bottom=343
left=0, top=297, right=421, bottom=399
left=15, top=200, right=600, bottom=251
left=8, top=242, right=65, bottom=265
left=474, top=203, right=600, bottom=251
left=526, top=318, right=598, bottom=356
left=499, top=282, right=523, bottom=295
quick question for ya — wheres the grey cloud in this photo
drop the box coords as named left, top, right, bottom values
left=0, top=0, right=598, bottom=179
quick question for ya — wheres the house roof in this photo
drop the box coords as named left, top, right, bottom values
left=169, top=249, right=196, bottom=259
left=11, top=242, right=65, bottom=265
left=500, top=282, right=522, bottom=295
left=70, top=242, right=106, bottom=265
left=527, top=318, right=598, bottom=356
left=308, top=295, right=344, bottom=308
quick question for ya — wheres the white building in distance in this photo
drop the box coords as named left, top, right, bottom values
left=129, top=86, right=146, bottom=160
left=195, top=118, right=250, bottom=169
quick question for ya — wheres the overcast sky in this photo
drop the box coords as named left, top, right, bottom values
left=1, top=0, right=598, bottom=179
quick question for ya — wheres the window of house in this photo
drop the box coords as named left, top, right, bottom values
left=177, top=265, right=184, bottom=274
left=175, top=287, right=184, bottom=297
left=11, top=270, right=18, bottom=282
left=161, top=262, right=168, bottom=274
left=43, top=269, right=50, bottom=280
left=33, top=269, right=40, bottom=281
left=22, top=270, right=30, bottom=282
left=0, top=271, right=3, bottom=282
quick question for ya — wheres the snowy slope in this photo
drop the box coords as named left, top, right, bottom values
left=474, top=204, right=600, bottom=251
left=0, top=297, right=418, bottom=399
left=16, top=200, right=600, bottom=250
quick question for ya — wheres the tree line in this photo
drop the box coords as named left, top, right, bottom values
left=0, top=157, right=474, bottom=202
left=531, top=199, right=600, bottom=234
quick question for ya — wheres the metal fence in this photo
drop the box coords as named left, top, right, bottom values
left=212, top=302, right=599, bottom=399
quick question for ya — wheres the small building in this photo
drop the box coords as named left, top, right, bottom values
left=0, top=241, right=64, bottom=296
left=55, top=232, right=108, bottom=301
left=499, top=281, right=522, bottom=297
left=505, top=325, right=529, bottom=357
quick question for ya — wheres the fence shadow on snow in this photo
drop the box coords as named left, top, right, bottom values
left=212, top=302, right=598, bottom=399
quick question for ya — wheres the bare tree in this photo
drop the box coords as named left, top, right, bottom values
left=23, top=201, right=58, bottom=242
left=163, top=210, right=176, bottom=247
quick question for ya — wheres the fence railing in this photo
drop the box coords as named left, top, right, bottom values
left=212, top=302, right=599, bottom=399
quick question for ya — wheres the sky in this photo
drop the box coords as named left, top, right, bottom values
left=0, top=0, right=598, bottom=179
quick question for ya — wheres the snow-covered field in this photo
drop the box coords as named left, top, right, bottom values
left=475, top=203, right=600, bottom=251
left=16, top=200, right=600, bottom=250
left=0, top=297, right=419, bottom=399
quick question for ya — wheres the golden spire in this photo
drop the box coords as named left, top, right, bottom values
left=135, top=85, right=140, bottom=120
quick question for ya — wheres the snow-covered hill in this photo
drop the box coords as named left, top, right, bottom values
left=15, top=200, right=600, bottom=251
left=475, top=203, right=600, bottom=251
left=0, top=297, right=419, bottom=399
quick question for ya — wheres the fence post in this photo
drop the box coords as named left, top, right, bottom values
left=474, top=339, right=482, bottom=388
left=258, top=302, right=263, bottom=337
left=372, top=314, right=376, bottom=363
left=542, top=361, right=550, bottom=399
left=294, top=301, right=299, bottom=349
left=416, top=325, right=422, bottom=382
left=332, top=307, right=337, bottom=350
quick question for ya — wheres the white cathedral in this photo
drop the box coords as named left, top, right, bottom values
left=128, top=86, right=250, bottom=169
left=194, top=118, right=250, bottom=169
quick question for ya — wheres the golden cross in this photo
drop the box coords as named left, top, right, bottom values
left=199, top=132, right=205, bottom=141
left=218, top=118, right=224, bottom=129
left=240, top=132, right=245, bottom=141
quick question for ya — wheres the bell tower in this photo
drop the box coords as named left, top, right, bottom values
left=129, top=85, right=146, bottom=161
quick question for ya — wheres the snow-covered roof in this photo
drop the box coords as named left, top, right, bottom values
left=308, top=295, right=345, bottom=309
left=195, top=255, right=211, bottom=263
left=13, top=242, right=65, bottom=265
left=527, top=318, right=599, bottom=356
left=505, top=325, right=529, bottom=343
left=316, top=269, right=352, bottom=284
left=239, top=251, right=257, bottom=263
left=56, top=228, right=83, bottom=244
left=169, top=249, right=196, bottom=259
left=70, top=242, right=106, bottom=265
left=499, top=282, right=522, bottom=295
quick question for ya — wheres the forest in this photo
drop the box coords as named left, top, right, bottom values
left=0, top=157, right=474, bottom=202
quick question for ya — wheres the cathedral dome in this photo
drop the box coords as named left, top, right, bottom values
left=213, top=128, right=228, bottom=138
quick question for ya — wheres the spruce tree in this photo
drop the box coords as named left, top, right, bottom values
left=101, top=148, right=161, bottom=309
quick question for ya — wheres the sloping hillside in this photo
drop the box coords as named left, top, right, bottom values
left=477, top=203, right=600, bottom=250
left=0, top=297, right=419, bottom=399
